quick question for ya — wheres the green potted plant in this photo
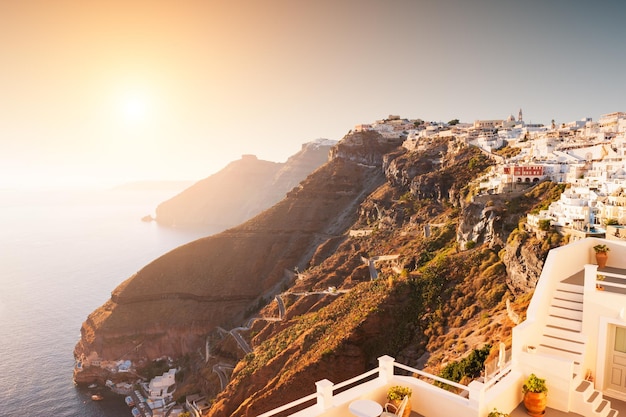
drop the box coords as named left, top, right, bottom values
left=596, top=274, right=606, bottom=290
left=522, top=373, right=547, bottom=417
left=386, top=385, right=412, bottom=417
left=593, top=244, right=610, bottom=268
left=487, top=409, right=510, bottom=417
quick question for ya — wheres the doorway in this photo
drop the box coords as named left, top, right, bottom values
left=607, top=325, right=626, bottom=395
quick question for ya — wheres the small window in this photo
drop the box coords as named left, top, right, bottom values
left=616, top=327, right=626, bottom=353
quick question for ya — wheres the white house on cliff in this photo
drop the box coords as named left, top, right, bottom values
left=259, top=238, right=626, bottom=417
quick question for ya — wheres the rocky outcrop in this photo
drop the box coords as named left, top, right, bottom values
left=154, top=139, right=336, bottom=231
left=502, top=236, right=546, bottom=294
left=457, top=197, right=506, bottom=250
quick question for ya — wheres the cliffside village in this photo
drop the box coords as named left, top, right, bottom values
left=76, top=111, right=626, bottom=417
left=355, top=110, right=626, bottom=241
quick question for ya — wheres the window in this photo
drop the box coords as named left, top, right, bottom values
left=616, top=327, right=626, bottom=354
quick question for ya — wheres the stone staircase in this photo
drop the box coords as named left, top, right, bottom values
left=539, top=279, right=585, bottom=375
left=537, top=277, right=619, bottom=417
left=572, top=378, right=619, bottom=417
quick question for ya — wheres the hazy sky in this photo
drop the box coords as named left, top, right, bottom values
left=1, top=0, right=625, bottom=188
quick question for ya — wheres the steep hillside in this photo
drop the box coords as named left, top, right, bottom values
left=154, top=139, right=335, bottom=231
left=74, top=131, right=566, bottom=417
left=203, top=139, right=565, bottom=416
left=74, top=132, right=398, bottom=380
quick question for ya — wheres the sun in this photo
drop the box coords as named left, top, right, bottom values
left=121, top=94, right=148, bottom=123
left=122, top=96, right=147, bottom=122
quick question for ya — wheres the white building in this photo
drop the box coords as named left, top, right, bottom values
left=259, top=238, right=626, bottom=417
left=543, top=186, right=599, bottom=230
left=147, top=368, right=176, bottom=401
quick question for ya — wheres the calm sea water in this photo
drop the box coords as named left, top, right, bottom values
left=0, top=188, right=209, bottom=417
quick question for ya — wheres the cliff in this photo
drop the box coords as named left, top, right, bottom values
left=154, top=139, right=336, bottom=231
left=74, top=131, right=566, bottom=415
left=74, top=131, right=397, bottom=376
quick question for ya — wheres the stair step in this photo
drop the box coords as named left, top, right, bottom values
left=607, top=409, right=618, bottom=417
left=544, top=326, right=585, bottom=342
left=546, top=315, right=583, bottom=331
left=555, top=288, right=584, bottom=302
left=537, top=344, right=583, bottom=363
left=552, top=296, right=584, bottom=311
left=549, top=305, right=584, bottom=320
left=558, top=282, right=584, bottom=294
left=597, top=399, right=610, bottom=415
left=576, top=379, right=592, bottom=393
left=541, top=335, right=585, bottom=355
left=587, top=390, right=601, bottom=406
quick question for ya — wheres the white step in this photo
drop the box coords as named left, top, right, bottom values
left=596, top=399, right=611, bottom=417
left=552, top=296, right=584, bottom=311
left=554, top=288, right=584, bottom=303
left=537, top=344, right=583, bottom=364
left=544, top=325, right=584, bottom=342
left=546, top=315, right=583, bottom=331
left=540, top=334, right=585, bottom=354
left=587, top=390, right=602, bottom=410
left=558, top=282, right=584, bottom=294
left=548, top=304, right=584, bottom=321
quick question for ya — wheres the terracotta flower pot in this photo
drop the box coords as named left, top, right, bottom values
left=596, top=251, right=608, bottom=268
left=389, top=398, right=411, bottom=417
left=523, top=391, right=547, bottom=416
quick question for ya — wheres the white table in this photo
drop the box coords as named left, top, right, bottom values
left=348, top=399, right=383, bottom=417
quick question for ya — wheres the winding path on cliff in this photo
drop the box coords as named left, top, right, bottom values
left=210, top=288, right=349, bottom=388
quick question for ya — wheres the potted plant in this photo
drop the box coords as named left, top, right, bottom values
left=593, top=244, right=610, bottom=268
left=488, top=409, right=510, bottom=417
left=522, top=373, right=547, bottom=417
left=386, top=385, right=412, bottom=417
left=596, top=274, right=606, bottom=290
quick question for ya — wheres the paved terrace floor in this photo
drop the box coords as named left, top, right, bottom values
left=509, top=395, right=626, bottom=416
left=401, top=395, right=626, bottom=416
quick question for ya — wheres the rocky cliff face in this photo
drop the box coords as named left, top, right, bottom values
left=74, top=132, right=393, bottom=381
left=154, top=139, right=335, bottom=231
left=75, top=131, right=566, bottom=415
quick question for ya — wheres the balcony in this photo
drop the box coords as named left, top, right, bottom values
left=258, top=355, right=520, bottom=417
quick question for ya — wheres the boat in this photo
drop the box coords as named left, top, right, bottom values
left=91, top=393, right=104, bottom=401
left=125, top=395, right=135, bottom=407
left=88, top=383, right=98, bottom=389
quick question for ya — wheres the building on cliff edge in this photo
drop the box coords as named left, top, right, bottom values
left=259, top=237, right=626, bottom=417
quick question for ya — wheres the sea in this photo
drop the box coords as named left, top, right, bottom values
left=0, top=186, right=210, bottom=417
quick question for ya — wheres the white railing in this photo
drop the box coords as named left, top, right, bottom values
left=393, top=362, right=470, bottom=396
left=257, top=355, right=481, bottom=417
left=256, top=391, right=318, bottom=417
left=483, top=347, right=512, bottom=383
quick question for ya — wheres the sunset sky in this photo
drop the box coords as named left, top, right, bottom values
left=1, top=0, right=625, bottom=188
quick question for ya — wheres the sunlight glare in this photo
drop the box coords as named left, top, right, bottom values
left=121, top=93, right=149, bottom=123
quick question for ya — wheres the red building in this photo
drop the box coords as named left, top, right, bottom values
left=503, top=165, right=544, bottom=183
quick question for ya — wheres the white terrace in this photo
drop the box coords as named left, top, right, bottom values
left=258, top=238, right=626, bottom=417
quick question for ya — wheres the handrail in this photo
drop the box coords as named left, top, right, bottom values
left=257, top=368, right=380, bottom=417
left=256, top=392, right=318, bottom=417
left=332, top=368, right=380, bottom=391
left=394, top=362, right=470, bottom=395
left=482, top=364, right=512, bottom=391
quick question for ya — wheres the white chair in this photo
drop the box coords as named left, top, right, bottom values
left=380, top=394, right=409, bottom=417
